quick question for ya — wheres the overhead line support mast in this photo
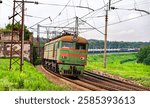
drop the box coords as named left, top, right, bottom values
left=9, top=0, right=25, bottom=72
left=9, top=0, right=37, bottom=72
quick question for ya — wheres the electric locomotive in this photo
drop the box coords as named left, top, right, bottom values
left=43, top=35, right=88, bottom=77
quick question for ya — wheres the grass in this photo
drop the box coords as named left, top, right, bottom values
left=85, top=53, right=150, bottom=87
left=0, top=58, right=68, bottom=91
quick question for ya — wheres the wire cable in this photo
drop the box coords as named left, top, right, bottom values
left=79, top=17, right=104, bottom=35
left=80, top=13, right=150, bottom=34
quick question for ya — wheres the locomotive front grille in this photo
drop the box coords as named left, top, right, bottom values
left=64, top=69, right=81, bottom=75
left=64, top=70, right=72, bottom=74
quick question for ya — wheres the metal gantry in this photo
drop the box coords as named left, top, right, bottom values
left=9, top=0, right=25, bottom=71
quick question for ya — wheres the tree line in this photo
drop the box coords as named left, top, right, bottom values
left=88, top=39, right=150, bottom=49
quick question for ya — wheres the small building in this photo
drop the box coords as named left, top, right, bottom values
left=0, top=31, right=33, bottom=62
left=0, top=31, right=19, bottom=42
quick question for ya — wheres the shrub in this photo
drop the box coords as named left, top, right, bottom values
left=137, top=45, right=150, bottom=65
left=120, top=58, right=136, bottom=64
left=143, top=54, right=150, bottom=65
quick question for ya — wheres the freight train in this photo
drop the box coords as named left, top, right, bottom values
left=43, top=35, right=88, bottom=77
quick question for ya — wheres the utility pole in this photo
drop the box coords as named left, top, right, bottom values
left=104, top=9, right=108, bottom=68
left=104, top=0, right=111, bottom=68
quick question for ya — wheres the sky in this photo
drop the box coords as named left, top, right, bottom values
left=0, top=0, right=150, bottom=42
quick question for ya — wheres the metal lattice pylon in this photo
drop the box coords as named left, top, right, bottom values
left=9, top=0, right=24, bottom=71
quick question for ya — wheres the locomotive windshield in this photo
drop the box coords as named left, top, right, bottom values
left=62, top=42, right=73, bottom=48
left=62, top=42, right=86, bottom=49
left=76, top=43, right=86, bottom=50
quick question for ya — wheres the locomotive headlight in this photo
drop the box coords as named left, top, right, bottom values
left=80, top=57, right=85, bottom=60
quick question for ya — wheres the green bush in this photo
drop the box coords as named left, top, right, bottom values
left=137, top=45, right=150, bottom=65
left=143, top=54, right=150, bottom=65
left=34, top=57, right=42, bottom=65
left=120, top=58, right=136, bottom=64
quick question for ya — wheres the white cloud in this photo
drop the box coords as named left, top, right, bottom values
left=0, top=0, right=150, bottom=42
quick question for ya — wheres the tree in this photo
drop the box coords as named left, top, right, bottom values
left=137, top=45, right=150, bottom=65
left=5, top=23, right=31, bottom=40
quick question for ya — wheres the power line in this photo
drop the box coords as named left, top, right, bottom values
left=110, top=7, right=150, bottom=14
left=82, top=0, right=124, bottom=20
left=71, top=0, right=77, bottom=17
left=79, top=17, right=104, bottom=35
left=42, top=17, right=75, bottom=26
left=113, top=0, right=150, bottom=7
left=52, top=0, right=72, bottom=22
left=35, top=2, right=94, bottom=11
left=80, top=14, right=150, bottom=34
left=28, top=0, right=71, bottom=29
left=28, top=16, right=51, bottom=29
left=25, top=14, right=45, bottom=19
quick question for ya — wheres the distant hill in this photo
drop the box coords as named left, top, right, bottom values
left=88, top=39, right=150, bottom=49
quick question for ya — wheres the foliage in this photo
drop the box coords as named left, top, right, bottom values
left=120, top=58, right=136, bottom=64
left=5, top=23, right=32, bottom=40
left=88, top=39, right=150, bottom=49
left=85, top=53, right=150, bottom=87
left=137, top=45, right=150, bottom=65
left=0, top=58, right=68, bottom=91
left=143, top=54, right=150, bottom=65
left=0, top=28, right=11, bottom=32
left=33, top=46, right=42, bottom=65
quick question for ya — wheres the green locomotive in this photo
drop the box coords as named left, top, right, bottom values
left=43, top=35, right=88, bottom=77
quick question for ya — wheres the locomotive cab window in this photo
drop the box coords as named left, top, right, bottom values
left=62, top=42, right=73, bottom=48
left=76, top=43, right=86, bottom=50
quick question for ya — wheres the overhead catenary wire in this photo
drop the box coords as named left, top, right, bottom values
left=71, top=0, right=77, bottom=17
left=25, top=14, right=45, bottom=19
left=52, top=0, right=72, bottom=22
left=28, top=0, right=72, bottom=29
left=79, top=17, right=104, bottom=35
left=110, top=7, right=150, bottom=14
left=31, top=13, right=150, bottom=36
left=36, top=2, right=94, bottom=11
left=51, top=0, right=124, bottom=32
left=80, top=13, right=150, bottom=34
left=27, top=0, right=122, bottom=30
left=28, top=16, right=52, bottom=29
left=81, top=0, right=124, bottom=20
left=112, top=0, right=150, bottom=7
left=27, top=0, right=150, bottom=38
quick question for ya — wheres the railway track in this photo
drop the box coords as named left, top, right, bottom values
left=41, top=65, right=106, bottom=91
left=83, top=71, right=150, bottom=91
left=40, top=65, right=150, bottom=91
